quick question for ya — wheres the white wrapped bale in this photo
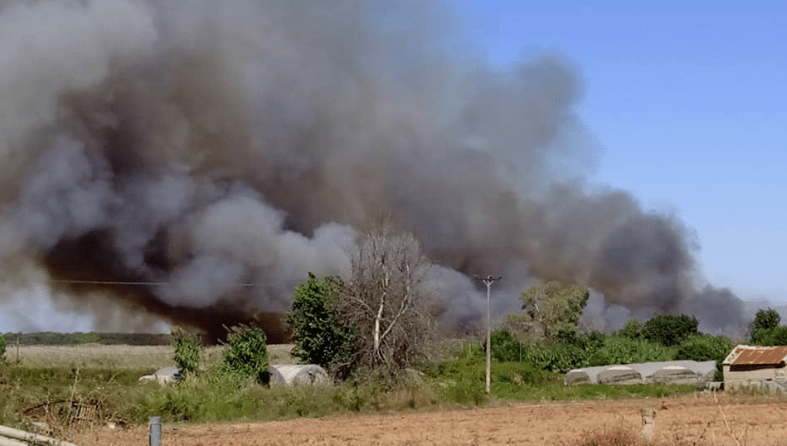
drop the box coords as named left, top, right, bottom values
left=269, top=364, right=330, bottom=386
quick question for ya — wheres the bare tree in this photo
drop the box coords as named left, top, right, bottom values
left=338, top=224, right=433, bottom=370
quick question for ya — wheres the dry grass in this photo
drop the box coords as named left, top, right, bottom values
left=10, top=344, right=298, bottom=369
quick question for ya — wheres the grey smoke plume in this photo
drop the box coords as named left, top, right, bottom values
left=0, top=0, right=746, bottom=339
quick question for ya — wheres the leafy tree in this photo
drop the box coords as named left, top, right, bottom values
left=338, top=224, right=434, bottom=371
left=751, top=326, right=787, bottom=346
left=288, top=273, right=358, bottom=378
left=171, top=327, right=202, bottom=375
left=675, top=334, right=732, bottom=363
left=750, top=309, right=781, bottom=343
left=222, top=324, right=270, bottom=385
left=510, top=281, right=590, bottom=341
left=641, top=314, right=698, bottom=347
left=617, top=319, right=643, bottom=339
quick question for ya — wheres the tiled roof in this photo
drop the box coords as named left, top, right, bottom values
left=723, top=345, right=787, bottom=366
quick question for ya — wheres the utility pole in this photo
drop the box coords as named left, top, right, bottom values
left=475, top=275, right=501, bottom=394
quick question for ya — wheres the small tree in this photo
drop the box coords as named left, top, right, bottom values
left=750, top=309, right=781, bottom=343
left=288, top=273, right=358, bottom=378
left=0, top=335, right=6, bottom=365
left=338, top=224, right=434, bottom=371
left=171, top=327, right=202, bottom=375
left=642, top=314, right=698, bottom=347
left=617, top=319, right=643, bottom=339
left=510, top=281, right=590, bottom=341
left=222, top=324, right=270, bottom=385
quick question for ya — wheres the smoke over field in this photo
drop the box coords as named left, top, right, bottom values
left=0, top=0, right=745, bottom=339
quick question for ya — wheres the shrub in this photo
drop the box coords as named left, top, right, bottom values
left=642, top=314, right=698, bottom=346
left=288, top=273, right=358, bottom=378
left=171, top=327, right=202, bottom=375
left=750, top=309, right=781, bottom=343
left=675, top=333, right=732, bottom=381
left=617, top=319, right=643, bottom=339
left=588, top=336, right=676, bottom=366
left=489, top=330, right=525, bottom=362
left=0, top=335, right=6, bottom=364
left=222, top=325, right=270, bottom=385
left=751, top=326, right=787, bottom=346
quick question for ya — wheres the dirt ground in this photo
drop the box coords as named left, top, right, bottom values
left=68, top=394, right=787, bottom=446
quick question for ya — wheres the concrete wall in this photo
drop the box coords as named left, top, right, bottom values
left=723, top=363, right=787, bottom=390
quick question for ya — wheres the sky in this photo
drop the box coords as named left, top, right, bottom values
left=458, top=0, right=787, bottom=303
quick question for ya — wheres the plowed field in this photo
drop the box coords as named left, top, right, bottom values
left=70, top=394, right=787, bottom=446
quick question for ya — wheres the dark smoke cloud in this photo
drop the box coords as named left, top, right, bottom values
left=0, top=0, right=746, bottom=339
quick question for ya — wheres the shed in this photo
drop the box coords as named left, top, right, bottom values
left=723, top=345, right=787, bottom=391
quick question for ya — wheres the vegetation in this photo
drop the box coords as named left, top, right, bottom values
left=0, top=334, right=5, bottom=364
left=221, top=325, right=270, bottom=385
left=641, top=314, right=698, bottom=346
left=338, top=224, right=434, bottom=372
left=289, top=224, right=434, bottom=379
left=171, top=327, right=202, bottom=375
left=750, top=308, right=781, bottom=341
left=509, top=281, right=590, bottom=341
left=288, top=273, right=358, bottom=378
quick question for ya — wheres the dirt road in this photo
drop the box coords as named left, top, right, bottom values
left=70, top=394, right=787, bottom=446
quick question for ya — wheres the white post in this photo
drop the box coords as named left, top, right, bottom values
left=149, top=417, right=161, bottom=446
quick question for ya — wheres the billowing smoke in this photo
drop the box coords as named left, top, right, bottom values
left=0, top=0, right=745, bottom=340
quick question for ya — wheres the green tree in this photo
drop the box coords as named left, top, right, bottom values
left=752, top=326, right=787, bottom=346
left=0, top=335, right=6, bottom=364
left=617, top=319, right=643, bottom=339
left=676, top=334, right=733, bottom=381
left=510, top=281, right=590, bottom=341
left=288, top=273, right=358, bottom=378
left=641, top=314, right=698, bottom=347
left=750, top=309, right=781, bottom=343
left=171, top=327, right=202, bottom=375
left=222, top=324, right=270, bottom=385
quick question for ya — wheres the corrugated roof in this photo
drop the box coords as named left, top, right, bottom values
left=724, top=345, right=787, bottom=366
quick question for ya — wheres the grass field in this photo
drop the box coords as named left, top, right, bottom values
left=6, top=344, right=298, bottom=369
left=0, top=340, right=703, bottom=440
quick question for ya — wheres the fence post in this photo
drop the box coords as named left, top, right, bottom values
left=640, top=408, right=655, bottom=442
left=149, top=417, right=161, bottom=446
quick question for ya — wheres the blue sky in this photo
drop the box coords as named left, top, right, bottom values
left=458, top=0, right=787, bottom=302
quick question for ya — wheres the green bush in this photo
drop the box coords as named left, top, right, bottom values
left=675, top=334, right=731, bottom=363
left=588, top=336, right=676, bottom=366
left=751, top=326, right=787, bottom=346
left=222, top=325, right=269, bottom=385
left=617, top=319, right=643, bottom=339
left=489, top=330, right=525, bottom=362
left=642, top=314, right=698, bottom=346
left=0, top=335, right=6, bottom=364
left=675, top=334, right=732, bottom=381
left=522, top=344, right=592, bottom=372
left=288, top=273, right=358, bottom=378
left=171, top=327, right=202, bottom=375
left=750, top=309, right=781, bottom=343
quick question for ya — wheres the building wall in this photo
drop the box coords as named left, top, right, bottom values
left=723, top=364, right=787, bottom=390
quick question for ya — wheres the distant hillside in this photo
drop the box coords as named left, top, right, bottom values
left=1, top=332, right=171, bottom=346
